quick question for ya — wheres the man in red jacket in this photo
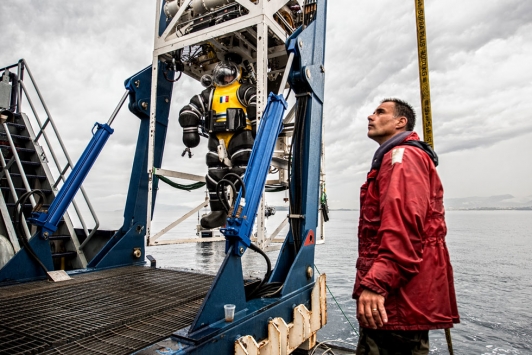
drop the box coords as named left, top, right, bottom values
left=353, top=98, right=459, bottom=354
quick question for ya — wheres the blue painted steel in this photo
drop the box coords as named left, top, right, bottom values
left=269, top=228, right=296, bottom=283
left=0, top=122, right=114, bottom=282
left=0, top=63, right=174, bottom=276
left=273, top=0, right=327, bottom=297
left=1, top=1, right=328, bottom=352
left=30, top=123, right=114, bottom=234
left=158, top=1, right=168, bottom=36
left=280, top=230, right=316, bottom=295
left=134, top=283, right=314, bottom=355
left=188, top=246, right=247, bottom=333
left=136, top=1, right=329, bottom=352
left=0, top=226, right=54, bottom=282
left=287, top=4, right=327, bottom=103
left=220, top=93, right=287, bottom=256
left=188, top=95, right=287, bottom=334
left=88, top=63, right=173, bottom=268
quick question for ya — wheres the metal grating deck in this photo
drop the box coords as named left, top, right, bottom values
left=0, top=266, right=215, bottom=355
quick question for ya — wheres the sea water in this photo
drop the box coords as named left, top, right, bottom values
left=145, top=210, right=532, bottom=354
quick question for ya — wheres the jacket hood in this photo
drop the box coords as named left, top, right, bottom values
left=371, top=131, right=438, bottom=170
left=401, top=136, right=439, bottom=167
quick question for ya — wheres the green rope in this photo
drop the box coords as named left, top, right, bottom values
left=265, top=186, right=288, bottom=192
left=314, top=264, right=359, bottom=336
left=157, top=175, right=206, bottom=191
left=320, top=185, right=327, bottom=204
left=156, top=176, right=286, bottom=192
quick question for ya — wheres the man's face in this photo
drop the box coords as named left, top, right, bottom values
left=223, top=75, right=235, bottom=84
left=367, top=101, right=404, bottom=145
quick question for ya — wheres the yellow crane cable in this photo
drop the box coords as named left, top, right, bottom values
left=415, top=0, right=434, bottom=149
left=416, top=3, right=454, bottom=354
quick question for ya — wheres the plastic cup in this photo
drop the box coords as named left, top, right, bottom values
left=224, top=304, right=236, bottom=322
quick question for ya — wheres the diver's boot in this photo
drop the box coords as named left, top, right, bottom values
left=200, top=210, right=227, bottom=229
left=203, top=167, right=230, bottom=229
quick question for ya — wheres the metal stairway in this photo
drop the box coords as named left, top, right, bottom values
left=0, top=60, right=101, bottom=273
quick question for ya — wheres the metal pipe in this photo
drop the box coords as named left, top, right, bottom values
left=18, top=61, right=102, bottom=240
left=0, top=150, right=31, bottom=242
left=192, top=0, right=234, bottom=15
left=21, top=111, right=95, bottom=239
left=277, top=52, right=295, bottom=96
left=19, top=81, right=64, bottom=172
left=0, top=63, right=20, bottom=72
left=2, top=123, right=36, bottom=207
left=107, top=90, right=129, bottom=126
left=164, top=0, right=180, bottom=18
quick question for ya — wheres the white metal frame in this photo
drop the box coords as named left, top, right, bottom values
left=146, top=0, right=325, bottom=249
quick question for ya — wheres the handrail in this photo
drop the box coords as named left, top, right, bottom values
left=2, top=122, right=36, bottom=207
left=0, top=146, right=32, bottom=244
left=9, top=59, right=100, bottom=241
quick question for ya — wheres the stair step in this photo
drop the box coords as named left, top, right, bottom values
left=18, top=160, right=41, bottom=167
left=0, top=144, right=36, bottom=154
left=0, top=186, right=52, bottom=195
left=5, top=203, right=50, bottom=209
left=1, top=172, right=47, bottom=180
left=0, top=159, right=42, bottom=167
left=51, top=251, right=77, bottom=258
left=48, top=235, right=71, bottom=241
left=0, top=132, right=31, bottom=142
left=4, top=122, right=26, bottom=131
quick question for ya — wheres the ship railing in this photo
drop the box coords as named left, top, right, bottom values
left=0, top=59, right=100, bottom=249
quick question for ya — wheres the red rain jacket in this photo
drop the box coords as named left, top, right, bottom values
left=353, top=132, right=459, bottom=330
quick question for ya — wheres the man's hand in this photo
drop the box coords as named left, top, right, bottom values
left=357, top=288, right=388, bottom=329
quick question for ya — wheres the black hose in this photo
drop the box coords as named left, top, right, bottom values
left=296, top=96, right=307, bottom=249
left=163, top=70, right=182, bottom=83
left=216, top=178, right=237, bottom=213
left=285, top=87, right=292, bottom=100
left=287, top=113, right=295, bottom=252
left=253, top=282, right=284, bottom=298
left=292, top=100, right=302, bottom=222
left=223, top=172, right=246, bottom=198
left=246, top=242, right=285, bottom=299
left=244, top=104, right=307, bottom=298
left=250, top=242, right=272, bottom=279
left=215, top=173, right=246, bottom=215
left=289, top=94, right=308, bottom=252
left=14, top=190, right=49, bottom=275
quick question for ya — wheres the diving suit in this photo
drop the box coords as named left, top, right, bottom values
left=178, top=60, right=257, bottom=229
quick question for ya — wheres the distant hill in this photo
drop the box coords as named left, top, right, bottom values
left=271, top=206, right=357, bottom=212
left=445, top=194, right=532, bottom=210
left=135, top=198, right=532, bottom=213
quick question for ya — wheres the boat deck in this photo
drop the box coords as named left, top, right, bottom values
left=0, top=266, right=215, bottom=355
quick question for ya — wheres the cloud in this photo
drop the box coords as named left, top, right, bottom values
left=2, top=0, right=531, bottom=211
left=321, top=0, right=532, bottom=208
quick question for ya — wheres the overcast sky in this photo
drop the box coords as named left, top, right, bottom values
left=2, top=0, right=532, bottom=217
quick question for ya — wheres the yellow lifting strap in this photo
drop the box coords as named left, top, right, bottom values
left=414, top=0, right=434, bottom=149
left=416, top=4, right=454, bottom=354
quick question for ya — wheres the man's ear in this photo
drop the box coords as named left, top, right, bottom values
left=396, top=116, right=407, bottom=130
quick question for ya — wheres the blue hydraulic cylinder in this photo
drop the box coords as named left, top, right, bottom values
left=29, top=123, right=114, bottom=234
left=220, top=93, right=287, bottom=256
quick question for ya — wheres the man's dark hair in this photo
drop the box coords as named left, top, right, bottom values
left=381, top=98, right=416, bottom=131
